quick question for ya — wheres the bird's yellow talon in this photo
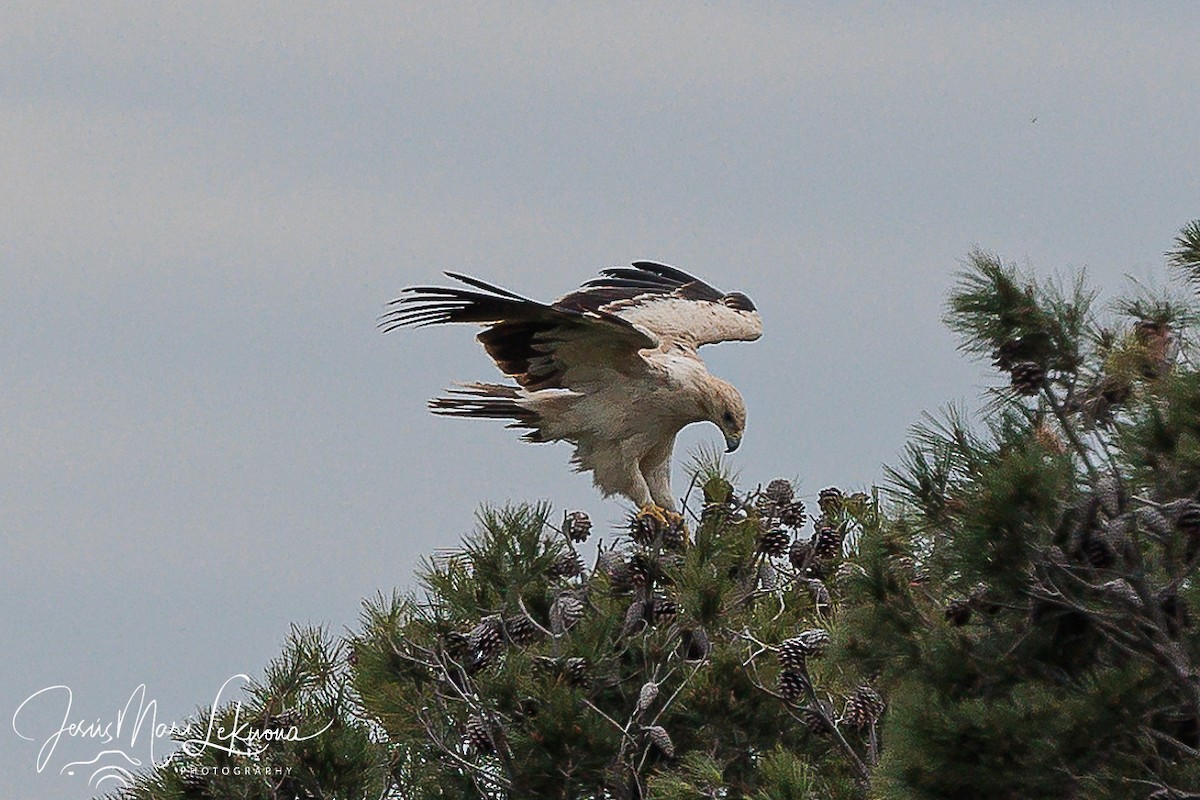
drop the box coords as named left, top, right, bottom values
left=630, top=505, right=689, bottom=548
left=635, top=505, right=671, bottom=527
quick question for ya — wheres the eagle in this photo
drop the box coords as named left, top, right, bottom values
left=382, top=262, right=762, bottom=517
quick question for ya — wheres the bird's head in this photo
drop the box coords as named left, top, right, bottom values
left=704, top=378, right=747, bottom=453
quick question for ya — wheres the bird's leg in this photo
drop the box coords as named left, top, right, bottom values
left=627, top=444, right=687, bottom=538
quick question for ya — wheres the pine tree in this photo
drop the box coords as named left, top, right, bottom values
left=830, top=222, right=1200, bottom=799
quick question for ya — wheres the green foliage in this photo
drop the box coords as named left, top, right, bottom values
left=749, top=748, right=819, bottom=800
left=836, top=219, right=1200, bottom=799
left=114, top=626, right=389, bottom=800
left=348, top=480, right=885, bottom=799
left=946, top=249, right=1096, bottom=375
left=1170, top=219, right=1200, bottom=285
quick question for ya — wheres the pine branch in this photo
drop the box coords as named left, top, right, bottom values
left=1169, top=220, right=1200, bottom=288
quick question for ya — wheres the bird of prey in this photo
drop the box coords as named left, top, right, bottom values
left=382, top=262, right=762, bottom=518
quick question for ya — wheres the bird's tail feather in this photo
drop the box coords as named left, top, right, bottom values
left=429, top=383, right=545, bottom=441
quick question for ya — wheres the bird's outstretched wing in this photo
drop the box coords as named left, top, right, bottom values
left=555, top=261, right=762, bottom=349
left=381, top=273, right=659, bottom=391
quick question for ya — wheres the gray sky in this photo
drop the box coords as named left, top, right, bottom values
left=2, top=4, right=1197, bottom=796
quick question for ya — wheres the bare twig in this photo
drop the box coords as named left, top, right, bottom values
left=1142, top=725, right=1200, bottom=758
left=516, top=596, right=555, bottom=639
left=417, top=708, right=513, bottom=793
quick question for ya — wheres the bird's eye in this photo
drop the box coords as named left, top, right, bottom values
left=722, top=411, right=734, bottom=424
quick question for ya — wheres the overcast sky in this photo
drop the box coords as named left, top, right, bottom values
left=2, top=4, right=1198, bottom=797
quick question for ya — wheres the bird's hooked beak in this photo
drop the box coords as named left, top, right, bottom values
left=725, top=432, right=742, bottom=453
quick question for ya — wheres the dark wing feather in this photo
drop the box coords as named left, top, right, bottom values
left=560, top=262, right=726, bottom=311
left=554, top=261, right=761, bottom=347
left=381, top=273, right=657, bottom=390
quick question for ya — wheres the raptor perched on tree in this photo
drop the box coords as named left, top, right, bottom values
left=382, top=262, right=762, bottom=522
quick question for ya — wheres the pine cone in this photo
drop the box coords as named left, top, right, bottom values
left=814, top=525, right=844, bottom=559
left=789, top=538, right=814, bottom=571
left=467, top=616, right=505, bottom=669
left=700, top=501, right=730, bottom=524
left=778, top=669, right=811, bottom=702
left=758, top=527, right=790, bottom=558
left=845, top=491, right=871, bottom=513
left=1081, top=529, right=1116, bottom=569
left=621, top=599, right=650, bottom=637
left=1179, top=500, right=1200, bottom=562
left=1176, top=500, right=1200, bottom=537
left=596, top=548, right=621, bottom=571
left=629, top=512, right=659, bottom=546
left=564, top=510, right=593, bottom=543
left=604, top=555, right=636, bottom=594
left=1100, top=578, right=1142, bottom=606
left=644, top=725, right=675, bottom=758
left=818, top=487, right=844, bottom=516
left=1010, top=361, right=1046, bottom=395
left=842, top=685, right=885, bottom=730
left=442, top=630, right=469, bottom=660
left=1095, top=476, right=1125, bottom=518
left=637, top=681, right=659, bottom=713
left=1134, top=319, right=1177, bottom=378
left=565, top=657, right=589, bottom=686
left=532, top=655, right=560, bottom=676
left=650, top=592, right=679, bottom=624
left=778, top=629, right=830, bottom=667
left=992, top=337, right=1026, bottom=371
left=662, top=515, right=688, bottom=551
left=756, top=479, right=795, bottom=521
left=627, top=553, right=653, bottom=590
left=1133, top=506, right=1171, bottom=539
left=550, top=593, right=585, bottom=634
left=547, top=551, right=585, bottom=580
left=833, top=561, right=867, bottom=587
left=800, top=705, right=834, bottom=736
left=463, top=715, right=493, bottom=754
left=503, top=614, right=539, bottom=645
left=765, top=478, right=795, bottom=505
left=780, top=500, right=808, bottom=529
left=680, top=627, right=711, bottom=661
left=945, top=599, right=972, bottom=626
left=777, top=637, right=807, bottom=670
left=795, top=628, right=831, bottom=657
